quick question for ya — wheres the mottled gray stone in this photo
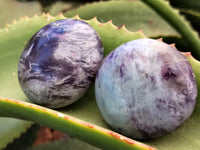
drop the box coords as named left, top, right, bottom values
left=18, top=19, right=104, bottom=108
left=95, top=39, right=197, bottom=139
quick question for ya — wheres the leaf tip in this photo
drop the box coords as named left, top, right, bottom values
left=6, top=23, right=10, bottom=27
left=12, top=19, right=17, bottom=24
left=25, top=16, right=30, bottom=20
left=45, top=13, right=52, bottom=22
left=121, top=25, right=132, bottom=33
left=92, top=16, right=97, bottom=21
left=138, top=29, right=144, bottom=33
left=118, top=24, right=125, bottom=29
left=157, top=38, right=163, bottom=42
left=34, top=13, right=38, bottom=17
left=132, top=29, right=146, bottom=38
left=183, top=52, right=192, bottom=58
left=108, top=19, right=113, bottom=24
left=170, top=43, right=176, bottom=48
left=74, top=14, right=81, bottom=20
left=58, top=12, right=64, bottom=18
left=47, top=12, right=50, bottom=15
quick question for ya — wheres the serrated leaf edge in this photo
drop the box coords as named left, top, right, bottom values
left=0, top=13, right=153, bottom=150
left=1, top=122, right=33, bottom=150
left=141, top=0, right=200, bottom=59
left=0, top=97, right=156, bottom=150
left=0, top=13, right=146, bottom=38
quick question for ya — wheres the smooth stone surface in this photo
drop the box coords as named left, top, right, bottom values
left=18, top=19, right=104, bottom=108
left=95, top=39, right=197, bottom=139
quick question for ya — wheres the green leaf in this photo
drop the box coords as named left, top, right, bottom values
left=4, top=124, right=39, bottom=150
left=49, top=1, right=84, bottom=16
left=64, top=0, right=178, bottom=38
left=178, top=9, right=200, bottom=33
left=0, top=14, right=65, bottom=149
left=0, top=118, right=32, bottom=149
left=0, top=0, right=42, bottom=28
left=0, top=14, right=152, bottom=150
left=64, top=0, right=200, bottom=59
left=169, top=0, right=200, bottom=12
left=0, top=4, right=200, bottom=150
left=168, top=0, right=200, bottom=33
left=141, top=0, right=200, bottom=60
left=49, top=1, right=73, bottom=16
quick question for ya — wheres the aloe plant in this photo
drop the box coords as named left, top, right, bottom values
left=0, top=0, right=200, bottom=150
left=0, top=0, right=42, bottom=28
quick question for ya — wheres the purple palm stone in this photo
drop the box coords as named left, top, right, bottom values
left=95, top=39, right=197, bottom=139
left=18, top=19, right=104, bottom=108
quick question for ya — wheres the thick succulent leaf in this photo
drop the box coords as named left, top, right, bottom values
left=0, top=14, right=152, bottom=150
left=142, top=0, right=200, bottom=60
left=49, top=1, right=84, bottom=16
left=0, top=0, right=42, bottom=28
left=0, top=5, right=200, bottom=150
left=0, top=118, right=32, bottom=149
left=64, top=0, right=178, bottom=38
left=167, top=0, right=200, bottom=33
left=169, top=0, right=200, bottom=12
left=62, top=0, right=195, bottom=53
left=64, top=0, right=200, bottom=59
left=49, top=1, right=73, bottom=16
left=178, top=9, right=200, bottom=33
left=0, top=13, right=200, bottom=150
left=0, top=53, right=199, bottom=150
left=0, top=96, right=154, bottom=150
left=0, top=14, right=65, bottom=149
left=170, top=0, right=200, bottom=32
left=4, top=124, right=39, bottom=150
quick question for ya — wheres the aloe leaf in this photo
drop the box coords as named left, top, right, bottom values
left=64, top=0, right=178, bottom=38
left=177, top=9, right=200, bottom=33
left=141, top=0, right=200, bottom=60
left=84, top=16, right=146, bottom=56
left=169, top=0, right=200, bottom=12
left=0, top=53, right=200, bottom=150
left=0, top=14, right=66, bottom=149
left=0, top=97, right=154, bottom=150
left=167, top=0, right=200, bottom=33
left=49, top=1, right=73, bottom=16
left=0, top=118, right=32, bottom=149
left=0, top=11, right=200, bottom=150
left=49, top=1, right=83, bottom=16
left=0, top=14, right=152, bottom=150
left=4, top=124, right=39, bottom=150
left=0, top=0, right=42, bottom=28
